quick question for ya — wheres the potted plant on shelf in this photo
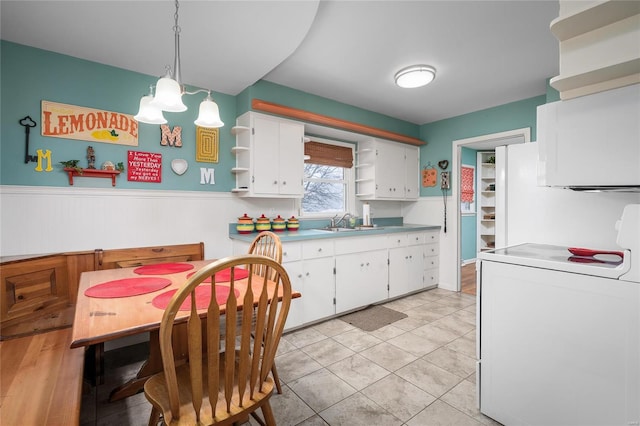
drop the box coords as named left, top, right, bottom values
left=60, top=160, right=83, bottom=174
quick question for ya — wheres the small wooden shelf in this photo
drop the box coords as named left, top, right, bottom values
left=63, top=168, right=120, bottom=187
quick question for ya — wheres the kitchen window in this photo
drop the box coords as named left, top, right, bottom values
left=299, top=138, right=355, bottom=217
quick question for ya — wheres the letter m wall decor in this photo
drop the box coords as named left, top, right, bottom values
left=41, top=101, right=138, bottom=146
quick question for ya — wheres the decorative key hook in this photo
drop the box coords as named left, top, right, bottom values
left=19, top=116, right=38, bottom=163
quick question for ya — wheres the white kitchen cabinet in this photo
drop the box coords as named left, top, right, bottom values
left=356, top=138, right=420, bottom=200
left=388, top=232, right=426, bottom=298
left=232, top=112, right=304, bottom=197
left=334, top=234, right=390, bottom=313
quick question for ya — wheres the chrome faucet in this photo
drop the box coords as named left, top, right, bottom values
left=334, top=212, right=352, bottom=228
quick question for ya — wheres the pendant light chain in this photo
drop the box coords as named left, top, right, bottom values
left=172, top=0, right=182, bottom=85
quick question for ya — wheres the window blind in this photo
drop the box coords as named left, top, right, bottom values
left=304, top=141, right=353, bottom=168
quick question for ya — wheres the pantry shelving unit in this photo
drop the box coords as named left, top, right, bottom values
left=477, top=151, right=496, bottom=252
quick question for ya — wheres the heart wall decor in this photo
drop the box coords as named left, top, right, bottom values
left=171, top=159, right=188, bottom=175
left=438, top=160, right=449, bottom=170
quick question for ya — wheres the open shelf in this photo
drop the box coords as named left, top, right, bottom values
left=63, top=168, right=120, bottom=187
left=231, top=167, right=249, bottom=174
left=231, top=146, right=250, bottom=154
left=230, top=126, right=250, bottom=135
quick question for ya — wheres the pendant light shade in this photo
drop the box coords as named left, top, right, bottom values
left=134, top=95, right=168, bottom=125
left=395, top=65, right=436, bottom=88
left=150, top=76, right=187, bottom=112
left=194, top=95, right=224, bottom=128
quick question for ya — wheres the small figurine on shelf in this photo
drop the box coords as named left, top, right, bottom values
left=87, top=146, right=96, bottom=169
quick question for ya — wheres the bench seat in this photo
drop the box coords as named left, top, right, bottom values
left=0, top=328, right=84, bottom=426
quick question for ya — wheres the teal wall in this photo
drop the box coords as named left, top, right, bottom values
left=418, top=94, right=546, bottom=197
left=0, top=41, right=237, bottom=190
left=460, top=147, right=477, bottom=261
left=0, top=41, right=420, bottom=190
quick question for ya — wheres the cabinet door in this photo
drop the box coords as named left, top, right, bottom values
left=404, top=146, right=420, bottom=199
left=300, top=257, right=335, bottom=324
left=374, top=142, right=405, bottom=198
left=252, top=116, right=281, bottom=195
left=389, top=245, right=423, bottom=298
left=283, top=260, right=305, bottom=330
left=277, top=121, right=304, bottom=196
left=335, top=249, right=388, bottom=313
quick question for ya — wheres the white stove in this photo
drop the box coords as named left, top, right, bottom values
left=476, top=204, right=640, bottom=426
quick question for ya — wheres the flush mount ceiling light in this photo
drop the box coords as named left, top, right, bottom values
left=394, top=65, right=437, bottom=89
left=134, top=0, right=224, bottom=128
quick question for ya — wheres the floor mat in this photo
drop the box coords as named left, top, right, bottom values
left=339, top=305, right=408, bottom=332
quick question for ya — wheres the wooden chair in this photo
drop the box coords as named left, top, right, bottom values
left=247, top=231, right=284, bottom=394
left=144, top=255, right=292, bottom=426
left=247, top=231, right=282, bottom=281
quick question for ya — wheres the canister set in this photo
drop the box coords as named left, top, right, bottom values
left=236, top=214, right=299, bottom=234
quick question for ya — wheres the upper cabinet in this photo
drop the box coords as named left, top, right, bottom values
left=356, top=138, right=420, bottom=201
left=232, top=112, right=304, bottom=198
left=549, top=0, right=640, bottom=100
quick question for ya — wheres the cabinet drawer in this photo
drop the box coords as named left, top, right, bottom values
left=388, top=234, right=408, bottom=247
left=425, top=231, right=439, bottom=243
left=424, top=243, right=439, bottom=257
left=282, top=242, right=302, bottom=263
left=424, top=268, right=439, bottom=287
left=334, top=235, right=389, bottom=255
left=407, top=232, right=425, bottom=245
left=424, top=255, right=438, bottom=269
left=302, top=240, right=334, bottom=259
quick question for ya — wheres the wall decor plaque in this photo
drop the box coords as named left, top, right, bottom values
left=127, top=151, right=162, bottom=183
left=41, top=100, right=138, bottom=146
left=196, top=126, right=219, bottom=163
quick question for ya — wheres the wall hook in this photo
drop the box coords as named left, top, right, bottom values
left=19, top=116, right=38, bottom=163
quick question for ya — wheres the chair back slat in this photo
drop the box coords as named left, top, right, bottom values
left=151, top=254, right=291, bottom=424
left=206, top=296, right=221, bottom=417
left=188, top=298, right=203, bottom=421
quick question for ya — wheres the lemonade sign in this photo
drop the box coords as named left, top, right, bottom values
left=41, top=101, right=138, bottom=146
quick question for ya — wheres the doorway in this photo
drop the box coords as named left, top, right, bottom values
left=452, top=128, right=531, bottom=293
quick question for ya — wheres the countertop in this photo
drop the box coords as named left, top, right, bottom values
left=228, top=223, right=440, bottom=243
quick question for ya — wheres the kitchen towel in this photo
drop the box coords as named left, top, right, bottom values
left=362, top=203, right=371, bottom=226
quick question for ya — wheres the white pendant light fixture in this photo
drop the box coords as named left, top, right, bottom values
left=134, top=86, right=167, bottom=124
left=394, top=65, right=437, bottom=89
left=135, top=0, right=224, bottom=128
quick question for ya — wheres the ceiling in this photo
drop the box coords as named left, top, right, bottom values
left=1, top=0, right=560, bottom=126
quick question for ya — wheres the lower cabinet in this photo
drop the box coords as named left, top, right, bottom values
left=335, top=249, right=388, bottom=314
left=232, top=228, right=439, bottom=331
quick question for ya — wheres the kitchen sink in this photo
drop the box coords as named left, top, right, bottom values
left=316, top=226, right=384, bottom=232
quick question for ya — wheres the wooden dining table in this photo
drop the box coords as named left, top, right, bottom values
left=71, top=259, right=299, bottom=402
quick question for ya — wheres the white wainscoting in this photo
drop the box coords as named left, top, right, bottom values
left=0, top=186, right=297, bottom=259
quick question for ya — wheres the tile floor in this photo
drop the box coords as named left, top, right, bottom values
left=80, top=288, right=501, bottom=426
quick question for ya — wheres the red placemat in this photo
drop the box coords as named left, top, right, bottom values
left=85, top=277, right=172, bottom=298
left=186, top=267, right=249, bottom=283
left=133, top=263, right=194, bottom=275
left=151, top=286, right=240, bottom=311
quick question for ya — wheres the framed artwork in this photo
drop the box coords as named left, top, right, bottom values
left=196, top=127, right=219, bottom=163
left=460, top=165, right=475, bottom=214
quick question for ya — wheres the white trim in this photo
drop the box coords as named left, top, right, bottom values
left=452, top=128, right=530, bottom=292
